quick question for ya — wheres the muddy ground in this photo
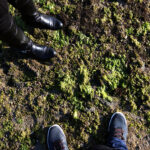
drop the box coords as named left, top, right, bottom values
left=0, top=0, right=150, bottom=150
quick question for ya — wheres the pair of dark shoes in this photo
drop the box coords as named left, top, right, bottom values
left=21, top=12, right=63, bottom=59
left=47, top=112, right=128, bottom=150
left=20, top=12, right=63, bottom=59
left=0, top=0, right=63, bottom=60
left=14, top=12, right=63, bottom=60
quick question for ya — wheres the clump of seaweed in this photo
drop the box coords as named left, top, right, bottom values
left=0, top=0, right=149, bottom=149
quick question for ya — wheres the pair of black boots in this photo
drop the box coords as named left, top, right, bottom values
left=0, top=0, right=63, bottom=59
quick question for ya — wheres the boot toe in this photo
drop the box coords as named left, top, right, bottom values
left=42, top=47, right=57, bottom=59
left=32, top=44, right=57, bottom=59
left=23, top=12, right=63, bottom=30
left=41, top=16, right=63, bottom=30
left=48, top=48, right=57, bottom=58
left=52, top=18, right=63, bottom=30
left=58, top=21, right=63, bottom=29
left=53, top=50, right=57, bottom=56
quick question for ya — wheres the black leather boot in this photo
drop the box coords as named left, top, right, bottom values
left=0, top=19, right=56, bottom=59
left=8, top=0, right=63, bottom=30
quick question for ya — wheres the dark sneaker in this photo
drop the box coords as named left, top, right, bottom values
left=47, top=124, right=69, bottom=150
left=108, top=112, right=128, bottom=142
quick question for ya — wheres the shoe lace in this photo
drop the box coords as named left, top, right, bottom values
left=113, top=128, right=124, bottom=140
left=54, top=140, right=65, bottom=150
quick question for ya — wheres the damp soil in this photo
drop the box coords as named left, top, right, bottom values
left=0, top=0, right=150, bottom=150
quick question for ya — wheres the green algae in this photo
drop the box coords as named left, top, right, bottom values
left=52, top=30, right=70, bottom=48
left=0, top=0, right=149, bottom=149
left=96, top=86, right=112, bottom=101
left=137, top=21, right=150, bottom=36
left=102, top=54, right=127, bottom=91
left=60, top=73, right=76, bottom=96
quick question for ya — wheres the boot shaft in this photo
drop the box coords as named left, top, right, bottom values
left=8, top=0, right=36, bottom=15
left=0, top=18, right=31, bottom=50
left=0, top=0, right=12, bottom=33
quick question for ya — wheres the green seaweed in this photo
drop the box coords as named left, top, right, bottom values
left=0, top=0, right=149, bottom=149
